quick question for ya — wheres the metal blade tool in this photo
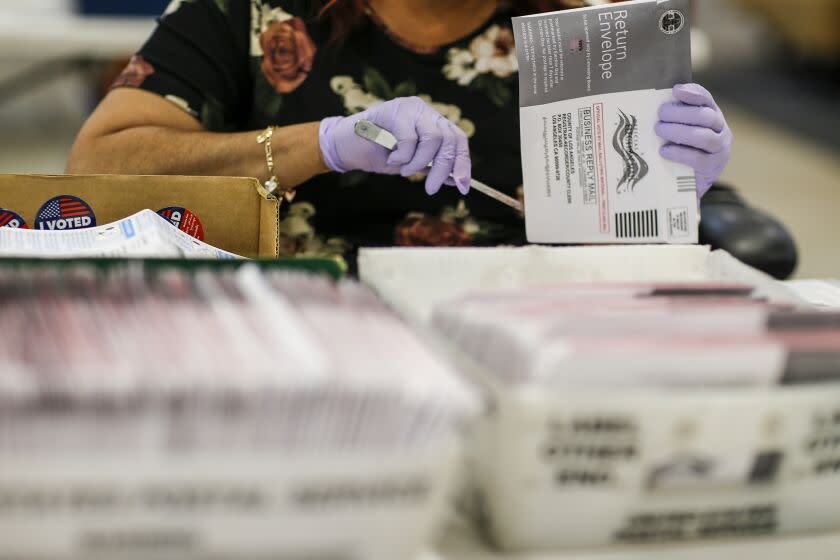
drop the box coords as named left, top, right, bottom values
left=354, top=120, right=524, bottom=213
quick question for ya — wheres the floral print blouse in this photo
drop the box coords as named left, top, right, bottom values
left=119, top=0, right=527, bottom=268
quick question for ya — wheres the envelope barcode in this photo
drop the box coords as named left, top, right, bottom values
left=677, top=176, right=697, bottom=193
left=615, top=210, right=659, bottom=239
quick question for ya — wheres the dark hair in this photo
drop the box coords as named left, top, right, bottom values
left=317, top=0, right=597, bottom=45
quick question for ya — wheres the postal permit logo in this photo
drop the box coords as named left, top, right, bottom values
left=35, top=196, right=96, bottom=230
left=659, top=10, right=685, bottom=35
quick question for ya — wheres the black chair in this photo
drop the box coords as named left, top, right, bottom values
left=700, top=184, right=799, bottom=280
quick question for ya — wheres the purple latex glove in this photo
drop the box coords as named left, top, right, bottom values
left=656, top=84, right=733, bottom=199
left=319, top=96, right=471, bottom=196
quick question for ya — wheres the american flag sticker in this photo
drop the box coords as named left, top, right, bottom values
left=0, top=208, right=28, bottom=229
left=157, top=206, right=205, bottom=241
left=34, top=195, right=96, bottom=231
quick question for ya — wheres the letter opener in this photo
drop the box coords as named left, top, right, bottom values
left=354, top=120, right=524, bottom=213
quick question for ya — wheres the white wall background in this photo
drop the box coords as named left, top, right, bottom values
left=0, top=0, right=71, bottom=15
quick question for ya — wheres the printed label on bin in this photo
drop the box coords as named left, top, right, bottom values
left=0, top=208, right=28, bottom=229
left=157, top=207, right=205, bottom=241
left=35, top=196, right=96, bottom=230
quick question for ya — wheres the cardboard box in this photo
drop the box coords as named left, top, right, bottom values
left=0, top=174, right=281, bottom=258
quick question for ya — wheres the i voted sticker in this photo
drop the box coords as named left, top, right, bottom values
left=157, top=207, right=205, bottom=241
left=0, top=208, right=28, bottom=229
left=35, top=196, right=96, bottom=231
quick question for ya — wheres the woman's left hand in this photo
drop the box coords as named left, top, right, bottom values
left=656, top=84, right=733, bottom=199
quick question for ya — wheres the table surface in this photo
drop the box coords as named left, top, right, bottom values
left=0, top=14, right=155, bottom=59
left=433, top=524, right=840, bottom=560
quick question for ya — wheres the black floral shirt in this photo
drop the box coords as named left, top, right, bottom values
left=118, top=0, right=528, bottom=266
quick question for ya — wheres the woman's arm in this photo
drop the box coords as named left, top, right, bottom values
left=65, top=88, right=329, bottom=191
left=69, top=90, right=471, bottom=197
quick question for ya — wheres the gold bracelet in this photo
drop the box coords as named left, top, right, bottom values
left=257, top=127, right=296, bottom=201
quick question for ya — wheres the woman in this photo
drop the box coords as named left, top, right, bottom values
left=67, top=0, right=733, bottom=268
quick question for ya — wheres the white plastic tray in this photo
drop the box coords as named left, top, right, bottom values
left=358, top=246, right=801, bottom=324
left=431, top=524, right=840, bottom=560
left=465, top=384, right=840, bottom=550
left=358, top=246, right=837, bottom=552
left=0, top=442, right=460, bottom=560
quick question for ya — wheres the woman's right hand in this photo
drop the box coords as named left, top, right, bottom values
left=319, top=96, right=471, bottom=196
